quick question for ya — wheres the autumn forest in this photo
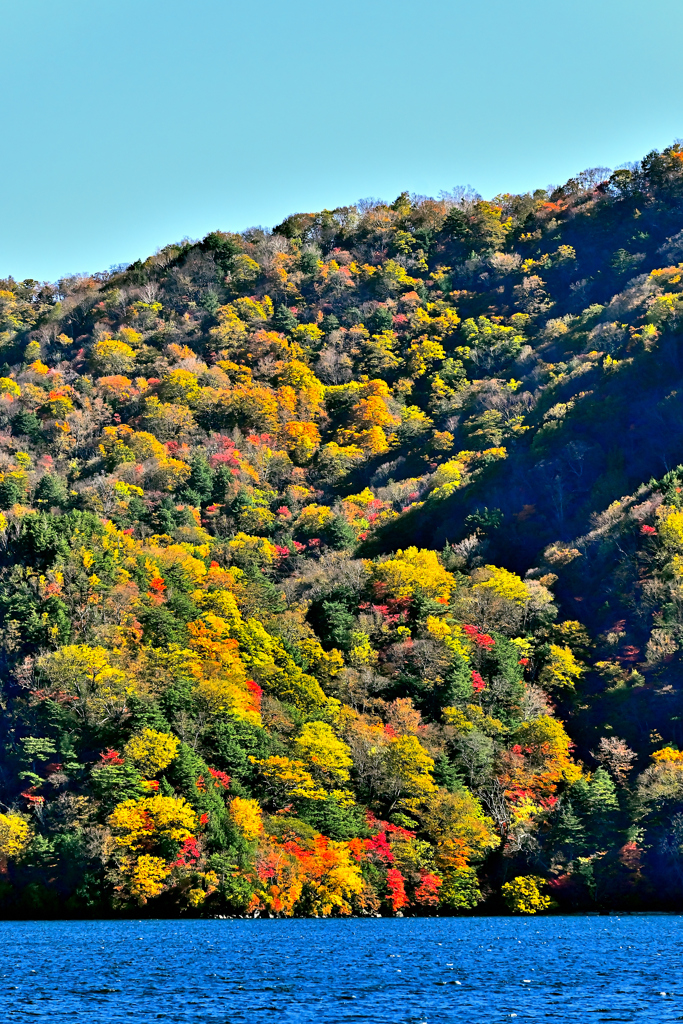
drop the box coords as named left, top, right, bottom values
left=2, top=143, right=683, bottom=917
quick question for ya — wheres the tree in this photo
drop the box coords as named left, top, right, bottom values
left=0, top=813, right=31, bottom=861
left=108, top=795, right=197, bottom=853
left=91, top=335, right=137, bottom=375
left=34, top=473, right=68, bottom=508
left=501, top=875, right=551, bottom=914
left=294, top=722, right=353, bottom=785
left=124, top=729, right=180, bottom=777
left=377, top=735, right=436, bottom=811
left=540, top=645, right=584, bottom=690
left=37, top=645, right=132, bottom=725
left=273, top=305, right=298, bottom=333
left=368, top=547, right=456, bottom=602
left=229, top=797, right=263, bottom=841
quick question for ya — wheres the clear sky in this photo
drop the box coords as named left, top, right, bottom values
left=1, top=0, right=682, bottom=283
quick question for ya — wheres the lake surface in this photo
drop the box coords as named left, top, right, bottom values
left=1, top=915, right=681, bottom=1022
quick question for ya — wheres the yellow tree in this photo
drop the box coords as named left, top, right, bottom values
left=108, top=795, right=197, bottom=853
left=124, top=729, right=180, bottom=777
left=294, top=722, right=353, bottom=785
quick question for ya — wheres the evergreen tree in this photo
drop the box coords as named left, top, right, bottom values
left=34, top=473, right=67, bottom=508
left=273, top=305, right=298, bottom=334
left=552, top=801, right=587, bottom=860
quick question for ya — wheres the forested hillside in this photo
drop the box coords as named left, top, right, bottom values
left=1, top=142, right=683, bottom=916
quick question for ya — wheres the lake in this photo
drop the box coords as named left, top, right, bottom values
left=1, top=915, right=681, bottom=1022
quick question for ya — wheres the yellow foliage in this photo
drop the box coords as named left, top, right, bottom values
left=282, top=421, right=321, bottom=463
left=278, top=360, right=325, bottom=412
left=368, top=547, right=455, bottom=601
left=294, top=722, right=353, bottom=784
left=192, top=588, right=330, bottom=712
left=407, top=337, right=446, bottom=376
left=501, top=875, right=551, bottom=914
left=431, top=430, right=455, bottom=451
left=124, top=728, right=180, bottom=777
left=160, top=368, right=201, bottom=405
left=506, top=715, right=582, bottom=793
left=540, top=644, right=584, bottom=690
left=232, top=295, right=273, bottom=324
left=186, top=613, right=258, bottom=723
left=250, top=755, right=327, bottom=801
left=230, top=797, right=263, bottom=841
left=657, top=505, right=683, bottom=550
left=474, top=565, right=528, bottom=604
left=295, top=503, right=336, bottom=535
left=37, top=645, right=134, bottom=724
left=0, top=377, right=21, bottom=397
left=351, top=393, right=399, bottom=429
left=230, top=254, right=261, bottom=285
left=108, top=795, right=197, bottom=851
left=128, top=855, right=170, bottom=903
left=429, top=456, right=467, bottom=498
left=304, top=839, right=364, bottom=916
left=348, top=630, right=377, bottom=667
left=0, top=813, right=31, bottom=859
left=381, top=735, right=436, bottom=807
left=421, top=787, right=498, bottom=868
left=227, top=532, right=278, bottom=565
left=291, top=323, right=324, bottom=350
left=652, top=747, right=683, bottom=763
left=442, top=706, right=475, bottom=732
left=210, top=305, right=249, bottom=351
left=298, top=638, right=344, bottom=683
left=91, top=336, right=136, bottom=375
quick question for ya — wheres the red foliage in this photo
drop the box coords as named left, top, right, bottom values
left=246, top=679, right=262, bottom=712
left=170, top=836, right=200, bottom=867
left=366, top=831, right=394, bottom=864
left=462, top=624, right=495, bottom=649
left=149, top=577, right=166, bottom=593
left=414, top=871, right=442, bottom=906
left=100, top=748, right=125, bottom=765
left=21, top=787, right=45, bottom=805
left=386, top=868, right=409, bottom=911
left=208, top=767, right=231, bottom=789
left=471, top=670, right=486, bottom=692
left=641, top=524, right=657, bottom=536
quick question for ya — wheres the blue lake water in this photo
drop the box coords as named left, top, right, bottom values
left=1, top=915, right=681, bottom=1023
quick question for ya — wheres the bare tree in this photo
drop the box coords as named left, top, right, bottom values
left=593, top=735, right=637, bottom=785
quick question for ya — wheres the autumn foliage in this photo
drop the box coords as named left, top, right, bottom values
left=2, top=141, right=683, bottom=915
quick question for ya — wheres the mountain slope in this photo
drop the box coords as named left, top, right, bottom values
left=0, top=143, right=683, bottom=915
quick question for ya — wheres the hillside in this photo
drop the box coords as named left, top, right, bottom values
left=1, top=142, right=683, bottom=916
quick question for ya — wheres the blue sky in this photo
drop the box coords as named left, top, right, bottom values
left=1, top=0, right=682, bottom=282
